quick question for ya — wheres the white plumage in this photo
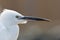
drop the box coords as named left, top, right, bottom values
left=0, top=9, right=27, bottom=40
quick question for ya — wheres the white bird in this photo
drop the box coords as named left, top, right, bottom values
left=0, top=9, right=50, bottom=40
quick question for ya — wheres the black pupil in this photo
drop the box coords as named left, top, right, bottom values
left=16, top=16, right=19, bottom=18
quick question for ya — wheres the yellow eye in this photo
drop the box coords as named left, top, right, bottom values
left=16, top=16, right=19, bottom=18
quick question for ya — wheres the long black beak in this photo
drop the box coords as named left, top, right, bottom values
left=20, top=16, right=50, bottom=22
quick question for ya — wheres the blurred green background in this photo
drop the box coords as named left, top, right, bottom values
left=0, top=0, right=60, bottom=40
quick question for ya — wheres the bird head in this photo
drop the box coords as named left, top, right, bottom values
left=0, top=9, right=50, bottom=25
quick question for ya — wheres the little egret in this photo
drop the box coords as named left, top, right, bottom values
left=0, top=9, right=50, bottom=40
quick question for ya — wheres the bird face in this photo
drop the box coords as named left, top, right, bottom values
left=0, top=9, right=28, bottom=24
left=0, top=9, right=50, bottom=25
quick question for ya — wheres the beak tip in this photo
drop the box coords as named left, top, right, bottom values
left=45, top=19, right=51, bottom=22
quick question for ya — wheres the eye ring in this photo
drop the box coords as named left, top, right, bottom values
left=16, top=16, right=19, bottom=18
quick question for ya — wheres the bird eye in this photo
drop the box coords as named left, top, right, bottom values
left=16, top=16, right=19, bottom=18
